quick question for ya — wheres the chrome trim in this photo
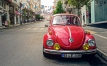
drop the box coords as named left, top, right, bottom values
left=88, top=39, right=95, bottom=46
left=69, top=38, right=73, bottom=43
left=44, top=49, right=97, bottom=54
left=67, top=26, right=72, bottom=38
left=46, top=39, right=54, bottom=47
left=67, top=26, right=74, bottom=43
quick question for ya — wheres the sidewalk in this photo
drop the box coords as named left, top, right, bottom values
left=0, top=26, right=6, bottom=30
left=0, top=21, right=41, bottom=30
left=0, top=23, right=22, bottom=30
left=83, top=26, right=107, bottom=61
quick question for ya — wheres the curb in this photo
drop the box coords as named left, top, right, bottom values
left=0, top=27, right=7, bottom=30
left=97, top=48, right=107, bottom=61
left=0, top=22, right=37, bottom=30
left=0, top=24, right=20, bottom=30
left=0, top=21, right=44, bottom=30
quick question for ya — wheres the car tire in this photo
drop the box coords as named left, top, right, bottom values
left=43, top=47, right=50, bottom=58
left=43, top=51, right=49, bottom=58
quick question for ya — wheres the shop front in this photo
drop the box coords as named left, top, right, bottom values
left=0, top=6, right=3, bottom=26
left=9, top=5, right=15, bottom=25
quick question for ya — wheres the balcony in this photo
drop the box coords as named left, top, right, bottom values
left=11, top=0, right=20, bottom=6
left=0, top=6, right=3, bottom=14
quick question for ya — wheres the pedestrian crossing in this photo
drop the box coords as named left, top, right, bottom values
left=40, top=28, right=44, bottom=30
left=25, top=28, right=31, bottom=30
left=18, top=27, right=47, bottom=31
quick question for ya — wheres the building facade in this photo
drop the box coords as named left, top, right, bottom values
left=91, top=0, right=107, bottom=24
left=0, top=0, right=20, bottom=26
left=34, top=0, right=41, bottom=14
left=11, top=0, right=20, bottom=25
left=20, top=0, right=41, bottom=22
left=81, top=5, right=89, bottom=26
left=0, top=0, right=12, bottom=26
left=0, top=0, right=41, bottom=27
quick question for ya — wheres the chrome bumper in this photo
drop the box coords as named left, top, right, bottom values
left=44, top=49, right=97, bottom=54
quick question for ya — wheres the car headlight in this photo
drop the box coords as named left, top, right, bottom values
left=46, top=39, right=54, bottom=46
left=88, top=39, right=95, bottom=46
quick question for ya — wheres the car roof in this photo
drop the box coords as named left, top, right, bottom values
left=53, top=13, right=78, bottom=17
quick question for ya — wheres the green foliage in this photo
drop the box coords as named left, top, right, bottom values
left=40, top=16, right=44, bottom=19
left=36, top=14, right=44, bottom=20
left=22, top=8, right=34, bottom=18
left=29, top=10, right=34, bottom=18
left=54, top=1, right=65, bottom=14
left=36, top=14, right=40, bottom=20
left=22, top=8, right=27, bottom=16
left=67, top=0, right=90, bottom=8
left=67, top=0, right=90, bottom=15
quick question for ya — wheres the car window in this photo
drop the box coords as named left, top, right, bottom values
left=52, top=15, right=80, bottom=26
left=72, top=16, right=80, bottom=26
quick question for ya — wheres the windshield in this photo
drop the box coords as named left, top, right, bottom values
left=52, top=15, right=81, bottom=26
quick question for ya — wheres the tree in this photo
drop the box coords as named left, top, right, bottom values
left=54, top=1, right=65, bottom=14
left=67, top=0, right=90, bottom=15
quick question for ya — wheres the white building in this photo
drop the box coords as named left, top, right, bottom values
left=34, top=0, right=41, bottom=14
left=0, top=0, right=20, bottom=26
left=11, top=0, right=20, bottom=25
left=81, top=5, right=88, bottom=26
left=0, top=0, right=12, bottom=26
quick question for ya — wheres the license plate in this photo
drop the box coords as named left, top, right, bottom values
left=61, top=54, right=82, bottom=58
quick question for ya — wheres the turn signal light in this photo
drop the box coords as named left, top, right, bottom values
left=83, top=44, right=89, bottom=50
left=54, top=43, right=60, bottom=50
left=49, top=31, right=52, bottom=35
left=86, top=31, right=90, bottom=35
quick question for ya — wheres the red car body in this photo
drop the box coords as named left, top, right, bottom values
left=43, top=14, right=97, bottom=58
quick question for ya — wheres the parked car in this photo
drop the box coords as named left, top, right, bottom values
left=43, top=14, right=97, bottom=58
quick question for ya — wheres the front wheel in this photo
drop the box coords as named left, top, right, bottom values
left=43, top=47, right=50, bottom=58
left=43, top=51, right=50, bottom=58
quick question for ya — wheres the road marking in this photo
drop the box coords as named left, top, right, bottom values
left=85, top=30, right=107, bottom=39
left=19, top=28, right=26, bottom=30
left=40, top=28, right=44, bottom=30
left=33, top=28, right=38, bottom=30
left=25, top=28, right=31, bottom=30
left=85, top=30, right=97, bottom=34
left=94, top=34, right=107, bottom=40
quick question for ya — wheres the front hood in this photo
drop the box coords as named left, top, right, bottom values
left=52, top=26, right=85, bottom=50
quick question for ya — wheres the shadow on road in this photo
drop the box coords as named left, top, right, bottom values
left=43, top=54, right=107, bottom=66
left=88, top=23, right=107, bottom=29
left=83, top=55, right=107, bottom=66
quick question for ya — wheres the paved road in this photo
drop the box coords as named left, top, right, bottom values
left=0, top=21, right=107, bottom=66
left=84, top=23, right=107, bottom=61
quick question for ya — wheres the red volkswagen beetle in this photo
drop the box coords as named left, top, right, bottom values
left=43, top=14, right=97, bottom=58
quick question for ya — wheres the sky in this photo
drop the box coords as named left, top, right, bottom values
left=41, top=0, right=54, bottom=6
